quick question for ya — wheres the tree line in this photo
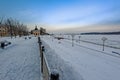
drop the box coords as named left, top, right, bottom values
left=0, top=17, right=29, bottom=38
left=81, top=32, right=120, bottom=35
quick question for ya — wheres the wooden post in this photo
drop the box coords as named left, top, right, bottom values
left=50, top=70, right=59, bottom=80
left=41, top=46, right=45, bottom=73
left=38, top=37, right=42, bottom=57
left=38, top=37, right=40, bottom=43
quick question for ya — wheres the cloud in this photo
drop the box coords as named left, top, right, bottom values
left=43, top=4, right=106, bottom=23
left=51, top=24, right=120, bottom=33
left=42, top=2, right=120, bottom=26
left=45, top=3, right=120, bottom=32
left=14, top=0, right=120, bottom=32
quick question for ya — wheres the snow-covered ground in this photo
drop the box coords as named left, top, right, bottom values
left=0, top=35, right=120, bottom=80
left=0, top=37, right=41, bottom=80
left=41, top=35, right=120, bottom=80
left=63, top=34, right=120, bottom=49
left=42, top=40, right=83, bottom=80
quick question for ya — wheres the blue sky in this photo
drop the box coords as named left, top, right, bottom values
left=0, top=0, right=120, bottom=32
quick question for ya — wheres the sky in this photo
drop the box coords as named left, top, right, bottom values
left=0, top=0, right=120, bottom=33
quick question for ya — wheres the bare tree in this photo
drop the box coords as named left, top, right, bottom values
left=4, top=18, right=29, bottom=38
left=5, top=18, right=14, bottom=38
left=0, top=17, right=3, bottom=24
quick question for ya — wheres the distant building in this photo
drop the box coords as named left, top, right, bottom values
left=0, top=25, right=8, bottom=37
left=31, top=26, right=47, bottom=36
left=31, top=26, right=40, bottom=37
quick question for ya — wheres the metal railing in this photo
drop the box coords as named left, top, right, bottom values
left=38, top=37, right=59, bottom=80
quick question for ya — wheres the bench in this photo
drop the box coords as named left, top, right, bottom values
left=54, top=37, right=64, bottom=40
left=0, top=40, right=11, bottom=49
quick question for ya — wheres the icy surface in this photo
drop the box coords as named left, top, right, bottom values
left=0, top=37, right=41, bottom=80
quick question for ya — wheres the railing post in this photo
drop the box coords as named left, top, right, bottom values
left=50, top=70, right=59, bottom=80
left=42, top=46, right=45, bottom=52
left=38, top=37, right=42, bottom=57
left=41, top=46, right=45, bottom=73
left=38, top=37, right=41, bottom=43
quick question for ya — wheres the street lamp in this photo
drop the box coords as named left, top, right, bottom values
left=79, top=36, right=81, bottom=43
left=71, top=34, right=75, bottom=47
left=101, top=37, right=107, bottom=51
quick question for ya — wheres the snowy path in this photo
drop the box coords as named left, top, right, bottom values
left=0, top=37, right=41, bottom=80
left=42, top=36, right=120, bottom=80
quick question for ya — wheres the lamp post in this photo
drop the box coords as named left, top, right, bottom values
left=79, top=36, right=81, bottom=43
left=71, top=34, right=75, bottom=47
left=101, top=37, right=107, bottom=51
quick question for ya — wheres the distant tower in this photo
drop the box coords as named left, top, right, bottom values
left=35, top=25, right=38, bottom=30
left=31, top=25, right=40, bottom=37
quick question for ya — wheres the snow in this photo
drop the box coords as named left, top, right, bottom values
left=0, top=35, right=120, bottom=80
left=0, top=37, right=41, bottom=80
left=42, top=40, right=83, bottom=80
left=41, top=35, right=120, bottom=80
left=61, top=34, right=120, bottom=57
